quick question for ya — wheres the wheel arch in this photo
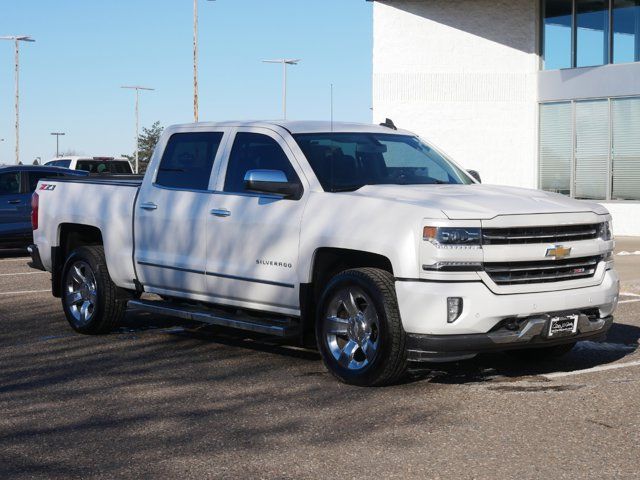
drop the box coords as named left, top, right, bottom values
left=51, top=223, right=104, bottom=297
left=299, top=247, right=394, bottom=346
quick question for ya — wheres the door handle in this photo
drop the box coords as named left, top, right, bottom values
left=7, top=200, right=21, bottom=205
left=139, top=202, right=158, bottom=211
left=210, top=209, right=231, bottom=217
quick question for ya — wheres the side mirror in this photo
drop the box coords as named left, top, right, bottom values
left=244, top=170, right=301, bottom=199
left=467, top=170, right=481, bottom=183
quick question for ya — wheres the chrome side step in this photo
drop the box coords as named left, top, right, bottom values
left=128, top=299, right=299, bottom=337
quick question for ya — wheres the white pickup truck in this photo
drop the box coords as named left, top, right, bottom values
left=29, top=121, right=620, bottom=386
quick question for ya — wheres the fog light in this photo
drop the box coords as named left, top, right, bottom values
left=447, top=297, right=463, bottom=323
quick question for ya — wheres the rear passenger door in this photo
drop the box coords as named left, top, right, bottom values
left=134, top=129, right=229, bottom=298
left=0, top=171, right=29, bottom=241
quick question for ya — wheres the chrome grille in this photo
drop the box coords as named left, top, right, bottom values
left=484, top=255, right=601, bottom=285
left=482, top=224, right=600, bottom=245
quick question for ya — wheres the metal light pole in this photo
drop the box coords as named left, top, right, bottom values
left=194, top=0, right=215, bottom=122
left=0, top=35, right=35, bottom=165
left=121, top=86, right=154, bottom=174
left=262, top=59, right=301, bottom=120
left=50, top=132, right=65, bottom=157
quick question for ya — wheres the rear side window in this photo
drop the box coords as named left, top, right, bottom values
left=155, top=132, right=224, bottom=190
left=223, top=132, right=300, bottom=194
left=48, top=160, right=71, bottom=168
left=28, top=172, right=61, bottom=192
left=0, top=172, right=21, bottom=194
left=111, top=161, right=133, bottom=174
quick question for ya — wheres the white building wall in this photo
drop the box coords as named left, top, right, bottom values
left=372, top=0, right=540, bottom=188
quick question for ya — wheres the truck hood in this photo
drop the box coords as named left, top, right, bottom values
left=354, top=184, right=608, bottom=220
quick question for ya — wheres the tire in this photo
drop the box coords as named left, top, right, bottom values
left=506, top=342, right=576, bottom=361
left=60, top=245, right=127, bottom=334
left=315, top=268, right=407, bottom=387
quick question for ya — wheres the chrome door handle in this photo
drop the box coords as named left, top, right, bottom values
left=139, top=202, right=158, bottom=211
left=7, top=200, right=21, bottom=205
left=210, top=209, right=231, bottom=217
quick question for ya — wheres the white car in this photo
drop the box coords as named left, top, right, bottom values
left=45, top=156, right=133, bottom=174
left=29, top=121, right=619, bottom=386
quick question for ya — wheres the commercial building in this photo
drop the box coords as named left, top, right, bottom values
left=371, top=0, right=640, bottom=235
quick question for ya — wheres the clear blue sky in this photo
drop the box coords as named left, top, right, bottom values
left=0, top=0, right=373, bottom=163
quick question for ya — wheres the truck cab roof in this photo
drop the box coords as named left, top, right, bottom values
left=165, top=120, right=414, bottom=136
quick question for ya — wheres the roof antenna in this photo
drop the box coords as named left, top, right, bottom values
left=380, top=118, right=397, bottom=130
left=330, top=83, right=334, bottom=132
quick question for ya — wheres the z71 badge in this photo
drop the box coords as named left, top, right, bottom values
left=39, top=184, right=56, bottom=191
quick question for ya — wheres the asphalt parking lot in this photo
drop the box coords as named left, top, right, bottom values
left=1, top=242, right=639, bottom=479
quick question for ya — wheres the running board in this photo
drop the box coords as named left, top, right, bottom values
left=128, top=299, right=299, bottom=337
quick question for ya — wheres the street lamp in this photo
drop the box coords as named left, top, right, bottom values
left=121, top=85, right=155, bottom=174
left=0, top=35, right=35, bottom=165
left=50, top=132, right=65, bottom=158
left=262, top=59, right=301, bottom=120
left=193, top=0, right=215, bottom=122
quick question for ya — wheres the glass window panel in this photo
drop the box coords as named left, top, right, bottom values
left=155, top=132, right=224, bottom=190
left=576, top=0, right=610, bottom=67
left=612, top=97, right=640, bottom=200
left=0, top=172, right=21, bottom=195
left=613, top=0, right=640, bottom=63
left=544, top=0, right=574, bottom=69
left=574, top=99, right=610, bottom=199
left=224, top=133, right=300, bottom=194
left=539, top=102, right=573, bottom=195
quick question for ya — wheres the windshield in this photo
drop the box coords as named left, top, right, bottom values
left=293, top=133, right=473, bottom=192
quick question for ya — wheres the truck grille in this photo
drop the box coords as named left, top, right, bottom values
left=484, top=255, right=601, bottom=285
left=482, top=224, right=600, bottom=245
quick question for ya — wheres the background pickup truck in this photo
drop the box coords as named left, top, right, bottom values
left=30, top=121, right=619, bottom=386
left=44, top=156, right=133, bottom=175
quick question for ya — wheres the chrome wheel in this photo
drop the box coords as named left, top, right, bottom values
left=323, top=286, right=380, bottom=371
left=64, top=260, right=98, bottom=327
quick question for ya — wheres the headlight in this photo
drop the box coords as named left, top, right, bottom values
left=598, top=221, right=612, bottom=241
left=423, top=226, right=482, bottom=249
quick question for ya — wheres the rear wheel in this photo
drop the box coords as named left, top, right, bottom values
left=61, top=246, right=127, bottom=334
left=506, top=342, right=576, bottom=361
left=316, top=268, right=407, bottom=387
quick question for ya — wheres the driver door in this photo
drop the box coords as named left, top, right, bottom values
left=205, top=128, right=308, bottom=314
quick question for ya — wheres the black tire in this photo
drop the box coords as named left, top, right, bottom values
left=315, top=268, right=407, bottom=387
left=506, top=342, right=576, bottom=361
left=60, top=245, right=127, bottom=334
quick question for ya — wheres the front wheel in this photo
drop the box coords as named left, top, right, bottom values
left=316, top=268, right=407, bottom=387
left=61, top=246, right=127, bottom=334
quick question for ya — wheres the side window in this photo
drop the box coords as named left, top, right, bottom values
left=223, top=132, right=300, bottom=194
left=155, top=132, right=224, bottom=190
left=76, top=161, right=95, bottom=173
left=28, top=172, right=59, bottom=192
left=0, top=172, right=21, bottom=195
left=112, top=161, right=133, bottom=174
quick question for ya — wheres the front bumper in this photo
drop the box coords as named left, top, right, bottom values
left=406, top=314, right=613, bottom=361
left=395, top=268, right=619, bottom=335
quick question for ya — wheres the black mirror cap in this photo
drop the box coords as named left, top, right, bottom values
left=467, top=170, right=481, bottom=183
left=245, top=180, right=302, bottom=199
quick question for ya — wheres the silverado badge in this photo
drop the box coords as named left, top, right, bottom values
left=545, top=245, right=572, bottom=260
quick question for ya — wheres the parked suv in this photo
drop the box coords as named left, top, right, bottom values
left=0, top=165, right=87, bottom=248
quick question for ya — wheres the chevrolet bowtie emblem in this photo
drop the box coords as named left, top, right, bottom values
left=546, top=245, right=572, bottom=260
